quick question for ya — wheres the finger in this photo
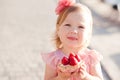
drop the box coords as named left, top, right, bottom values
left=79, top=69, right=88, bottom=79
left=72, top=71, right=79, bottom=77
left=57, top=70, right=62, bottom=76
left=80, top=64, right=86, bottom=71
left=80, top=66, right=86, bottom=70
left=81, top=62, right=86, bottom=67
left=57, top=68, right=62, bottom=73
left=80, top=69, right=84, bottom=74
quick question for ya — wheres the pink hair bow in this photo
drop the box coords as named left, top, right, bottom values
left=55, top=0, right=76, bottom=15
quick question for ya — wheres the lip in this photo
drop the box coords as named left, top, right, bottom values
left=67, top=37, right=78, bottom=40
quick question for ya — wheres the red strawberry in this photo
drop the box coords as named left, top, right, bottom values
left=75, top=54, right=81, bottom=62
left=69, top=56, right=78, bottom=66
left=62, top=57, right=69, bottom=65
left=69, top=53, right=75, bottom=57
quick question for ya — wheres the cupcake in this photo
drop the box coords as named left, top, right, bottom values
left=57, top=53, right=83, bottom=73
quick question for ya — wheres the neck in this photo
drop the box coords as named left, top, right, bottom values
left=61, top=46, right=85, bottom=56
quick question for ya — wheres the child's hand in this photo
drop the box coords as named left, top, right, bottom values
left=72, top=62, right=88, bottom=80
left=57, top=69, right=71, bottom=80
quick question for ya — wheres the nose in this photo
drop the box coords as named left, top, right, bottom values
left=70, top=27, right=78, bottom=34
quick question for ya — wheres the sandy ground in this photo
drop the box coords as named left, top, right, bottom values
left=0, top=0, right=56, bottom=80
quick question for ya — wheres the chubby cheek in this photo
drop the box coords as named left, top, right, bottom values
left=58, top=29, right=67, bottom=42
left=78, top=32, right=88, bottom=43
left=77, top=33, right=84, bottom=43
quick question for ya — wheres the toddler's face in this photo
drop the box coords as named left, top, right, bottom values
left=57, top=10, right=91, bottom=48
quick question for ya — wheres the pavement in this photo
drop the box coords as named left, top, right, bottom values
left=0, top=0, right=56, bottom=80
left=0, top=0, right=120, bottom=80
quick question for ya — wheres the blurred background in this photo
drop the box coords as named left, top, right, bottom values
left=0, top=0, right=120, bottom=80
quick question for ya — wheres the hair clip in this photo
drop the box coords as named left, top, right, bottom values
left=55, top=0, right=75, bottom=15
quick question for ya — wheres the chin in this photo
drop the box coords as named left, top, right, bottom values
left=66, top=42, right=84, bottom=48
left=67, top=44, right=80, bottom=48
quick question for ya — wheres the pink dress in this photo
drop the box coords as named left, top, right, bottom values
left=41, top=48, right=103, bottom=80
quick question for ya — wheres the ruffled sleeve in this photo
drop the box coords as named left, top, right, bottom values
left=41, top=51, right=60, bottom=69
left=88, top=50, right=103, bottom=66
